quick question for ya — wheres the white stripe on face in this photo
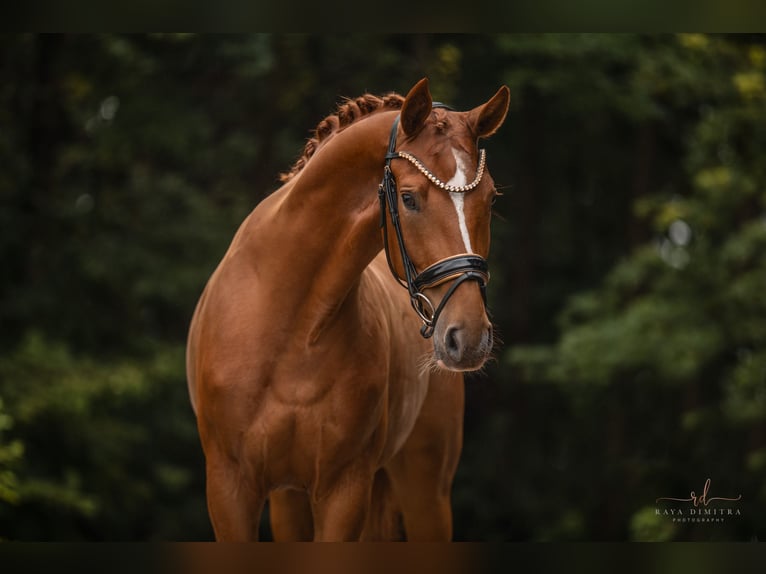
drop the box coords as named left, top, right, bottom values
left=446, top=148, right=473, bottom=253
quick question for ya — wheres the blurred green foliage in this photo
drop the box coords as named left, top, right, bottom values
left=0, top=34, right=764, bottom=540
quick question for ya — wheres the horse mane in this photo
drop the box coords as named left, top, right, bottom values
left=279, top=92, right=405, bottom=183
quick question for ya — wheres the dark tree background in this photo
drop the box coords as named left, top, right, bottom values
left=1, top=34, right=764, bottom=541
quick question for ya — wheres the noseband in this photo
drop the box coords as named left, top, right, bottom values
left=378, top=104, right=490, bottom=339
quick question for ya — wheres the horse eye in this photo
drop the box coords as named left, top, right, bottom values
left=401, top=192, right=418, bottom=211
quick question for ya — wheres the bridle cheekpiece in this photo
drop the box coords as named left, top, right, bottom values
left=378, top=103, right=490, bottom=339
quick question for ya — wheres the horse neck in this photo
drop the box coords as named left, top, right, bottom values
left=252, top=111, right=396, bottom=340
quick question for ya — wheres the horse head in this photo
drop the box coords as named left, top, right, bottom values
left=380, top=78, right=510, bottom=372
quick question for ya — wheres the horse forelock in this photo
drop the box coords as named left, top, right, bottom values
left=279, top=92, right=405, bottom=183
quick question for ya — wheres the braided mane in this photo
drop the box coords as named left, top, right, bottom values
left=279, top=92, right=405, bottom=183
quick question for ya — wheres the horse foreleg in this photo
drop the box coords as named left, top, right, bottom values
left=310, top=464, right=375, bottom=541
left=205, top=451, right=266, bottom=541
left=360, top=468, right=404, bottom=540
left=269, top=488, right=314, bottom=541
left=387, top=371, right=464, bottom=541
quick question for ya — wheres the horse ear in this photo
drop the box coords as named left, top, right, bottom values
left=468, top=85, right=510, bottom=139
left=400, top=78, right=433, bottom=136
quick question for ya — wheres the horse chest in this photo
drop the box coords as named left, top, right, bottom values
left=241, top=323, right=430, bottom=473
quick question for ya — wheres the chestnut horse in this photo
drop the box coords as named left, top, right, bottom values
left=186, top=78, right=509, bottom=541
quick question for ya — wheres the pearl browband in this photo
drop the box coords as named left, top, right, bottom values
left=395, top=149, right=486, bottom=193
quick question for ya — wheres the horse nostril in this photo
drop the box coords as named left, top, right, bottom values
left=444, top=326, right=463, bottom=362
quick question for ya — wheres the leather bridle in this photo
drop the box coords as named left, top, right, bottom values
left=378, top=104, right=490, bottom=339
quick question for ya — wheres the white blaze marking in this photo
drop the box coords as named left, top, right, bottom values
left=446, top=148, right=473, bottom=253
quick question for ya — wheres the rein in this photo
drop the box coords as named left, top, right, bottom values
left=378, top=104, right=490, bottom=339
